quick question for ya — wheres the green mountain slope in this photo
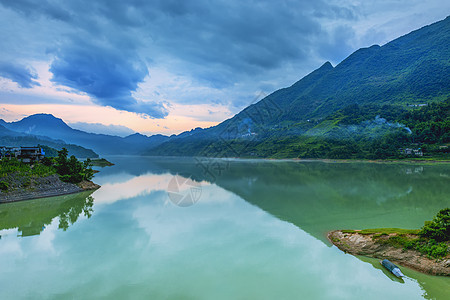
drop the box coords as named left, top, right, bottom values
left=1, top=114, right=169, bottom=155
left=0, top=124, right=98, bottom=158
left=148, top=16, right=450, bottom=159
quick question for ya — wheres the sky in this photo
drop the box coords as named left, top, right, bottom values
left=0, top=0, right=449, bottom=136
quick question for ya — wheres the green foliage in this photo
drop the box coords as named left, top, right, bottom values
left=419, top=208, right=450, bottom=242
left=0, top=180, right=8, bottom=191
left=0, top=136, right=98, bottom=158
left=55, top=148, right=94, bottom=184
left=89, top=158, right=114, bottom=167
left=149, top=98, right=450, bottom=160
left=414, top=239, right=448, bottom=258
left=367, top=209, right=450, bottom=259
left=41, top=156, right=53, bottom=166
left=356, top=228, right=420, bottom=235
left=373, top=234, right=448, bottom=259
left=0, top=158, right=55, bottom=178
left=39, top=145, right=58, bottom=157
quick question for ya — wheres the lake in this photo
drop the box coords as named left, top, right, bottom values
left=1, top=156, right=449, bottom=299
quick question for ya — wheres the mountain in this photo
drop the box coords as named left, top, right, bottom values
left=147, top=16, right=450, bottom=159
left=0, top=124, right=98, bottom=158
left=1, top=114, right=169, bottom=155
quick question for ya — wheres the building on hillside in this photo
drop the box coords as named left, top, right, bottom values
left=0, top=146, right=20, bottom=159
left=400, top=148, right=423, bottom=156
left=17, top=147, right=45, bottom=163
left=0, top=146, right=45, bottom=163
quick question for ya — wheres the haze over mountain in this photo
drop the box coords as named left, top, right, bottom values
left=0, top=114, right=169, bottom=155
left=0, top=123, right=98, bottom=158
left=2, top=17, right=449, bottom=159
left=68, top=122, right=136, bottom=137
left=147, top=16, right=450, bottom=158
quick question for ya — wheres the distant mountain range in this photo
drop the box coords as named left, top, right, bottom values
left=146, top=16, right=450, bottom=158
left=2, top=16, right=449, bottom=159
left=0, top=122, right=98, bottom=158
left=0, top=114, right=169, bottom=156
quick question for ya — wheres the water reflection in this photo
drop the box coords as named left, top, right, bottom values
left=357, top=256, right=450, bottom=300
left=0, top=191, right=94, bottom=237
left=358, top=256, right=405, bottom=284
left=1, top=157, right=448, bottom=299
left=102, top=157, right=450, bottom=244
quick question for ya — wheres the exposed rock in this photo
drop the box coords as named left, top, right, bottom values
left=77, top=180, right=100, bottom=190
left=0, top=174, right=100, bottom=203
left=328, top=230, right=450, bottom=276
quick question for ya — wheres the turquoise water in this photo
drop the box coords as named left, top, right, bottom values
left=0, top=157, right=449, bottom=299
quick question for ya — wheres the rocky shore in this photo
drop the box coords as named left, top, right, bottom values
left=0, top=174, right=100, bottom=203
left=328, top=230, right=450, bottom=276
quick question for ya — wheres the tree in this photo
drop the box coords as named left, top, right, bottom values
left=55, top=148, right=94, bottom=184
left=419, top=208, right=450, bottom=242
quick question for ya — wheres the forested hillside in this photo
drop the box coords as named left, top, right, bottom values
left=147, top=16, right=450, bottom=159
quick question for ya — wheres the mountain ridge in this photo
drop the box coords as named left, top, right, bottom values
left=0, top=114, right=170, bottom=155
left=147, top=16, right=450, bottom=158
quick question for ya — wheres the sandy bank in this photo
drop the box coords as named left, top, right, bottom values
left=328, top=230, right=450, bottom=276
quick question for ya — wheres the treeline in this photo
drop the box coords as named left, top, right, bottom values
left=0, top=148, right=94, bottom=192
left=152, top=98, right=450, bottom=160
left=147, top=98, right=450, bottom=159
left=42, top=148, right=94, bottom=184
left=0, top=136, right=99, bottom=158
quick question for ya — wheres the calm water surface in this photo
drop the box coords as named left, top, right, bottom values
left=1, top=156, right=449, bottom=299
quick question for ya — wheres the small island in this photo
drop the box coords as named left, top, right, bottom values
left=328, top=209, right=450, bottom=276
left=0, top=147, right=102, bottom=203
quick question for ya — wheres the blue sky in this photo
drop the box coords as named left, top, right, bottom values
left=0, top=0, right=449, bottom=135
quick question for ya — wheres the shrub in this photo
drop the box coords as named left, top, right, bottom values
left=55, top=148, right=94, bottom=184
left=419, top=208, right=450, bottom=242
left=0, top=181, right=8, bottom=191
left=41, top=157, right=53, bottom=166
left=414, top=239, right=448, bottom=258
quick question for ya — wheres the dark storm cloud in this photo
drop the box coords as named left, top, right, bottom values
left=0, top=0, right=71, bottom=21
left=0, top=0, right=360, bottom=112
left=0, top=61, right=40, bottom=88
left=49, top=38, right=168, bottom=118
left=6, top=0, right=446, bottom=117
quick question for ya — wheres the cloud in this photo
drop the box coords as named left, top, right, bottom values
left=49, top=38, right=168, bottom=118
left=1, top=0, right=450, bottom=124
left=0, top=61, right=40, bottom=88
left=68, top=122, right=135, bottom=137
left=0, top=0, right=71, bottom=21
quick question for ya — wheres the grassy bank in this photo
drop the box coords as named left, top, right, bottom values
left=340, top=209, right=450, bottom=260
left=0, top=147, right=96, bottom=193
left=0, top=159, right=56, bottom=191
left=89, top=158, right=114, bottom=167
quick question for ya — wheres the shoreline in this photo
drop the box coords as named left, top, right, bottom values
left=139, top=155, right=450, bottom=164
left=328, top=230, right=450, bottom=276
left=0, top=174, right=100, bottom=204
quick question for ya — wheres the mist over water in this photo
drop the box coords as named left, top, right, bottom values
left=307, top=115, right=412, bottom=139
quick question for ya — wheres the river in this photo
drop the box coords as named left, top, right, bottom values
left=0, top=156, right=449, bottom=299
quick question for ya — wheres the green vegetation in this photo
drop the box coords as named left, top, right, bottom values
left=355, top=209, right=450, bottom=259
left=0, top=181, right=8, bottom=191
left=342, top=228, right=420, bottom=235
left=149, top=99, right=450, bottom=160
left=0, top=136, right=99, bottom=158
left=148, top=17, right=450, bottom=160
left=54, top=148, right=94, bottom=184
left=0, top=158, right=57, bottom=192
left=0, top=158, right=56, bottom=178
left=0, top=148, right=95, bottom=192
left=90, top=158, right=114, bottom=167
left=419, top=208, right=450, bottom=242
